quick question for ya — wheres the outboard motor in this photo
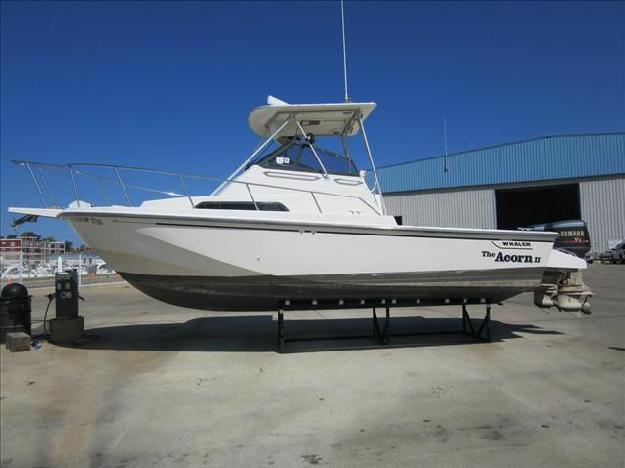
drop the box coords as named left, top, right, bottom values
left=525, top=220, right=593, bottom=315
left=524, top=220, right=591, bottom=259
left=534, top=269, right=592, bottom=315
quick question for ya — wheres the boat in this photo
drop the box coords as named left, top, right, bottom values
left=8, top=96, right=592, bottom=313
left=1, top=264, right=22, bottom=281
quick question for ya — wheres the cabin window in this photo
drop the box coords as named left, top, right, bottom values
left=315, top=146, right=359, bottom=175
left=254, top=138, right=359, bottom=176
left=194, top=201, right=289, bottom=211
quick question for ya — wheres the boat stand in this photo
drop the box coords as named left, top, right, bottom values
left=462, top=303, right=491, bottom=342
left=372, top=307, right=391, bottom=345
left=277, top=300, right=492, bottom=352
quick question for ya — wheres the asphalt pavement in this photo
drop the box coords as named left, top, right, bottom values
left=1, top=264, right=623, bottom=467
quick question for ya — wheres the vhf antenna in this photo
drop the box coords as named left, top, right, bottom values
left=443, top=117, right=449, bottom=172
left=341, top=0, right=350, bottom=102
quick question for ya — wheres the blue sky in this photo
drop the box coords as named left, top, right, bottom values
left=1, top=1, right=624, bottom=241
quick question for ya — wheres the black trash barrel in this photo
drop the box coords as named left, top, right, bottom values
left=0, top=283, right=32, bottom=343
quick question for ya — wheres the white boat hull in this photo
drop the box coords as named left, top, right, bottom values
left=64, top=212, right=556, bottom=311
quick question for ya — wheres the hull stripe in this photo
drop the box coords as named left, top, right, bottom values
left=60, top=211, right=557, bottom=242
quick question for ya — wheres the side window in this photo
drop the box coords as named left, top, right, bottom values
left=195, top=201, right=289, bottom=211
left=316, top=147, right=358, bottom=175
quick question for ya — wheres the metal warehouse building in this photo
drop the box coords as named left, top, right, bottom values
left=377, top=132, right=625, bottom=254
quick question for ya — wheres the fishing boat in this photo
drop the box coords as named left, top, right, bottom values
left=9, top=96, right=591, bottom=313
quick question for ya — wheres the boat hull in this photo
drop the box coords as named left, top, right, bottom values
left=121, top=268, right=543, bottom=311
left=63, top=212, right=556, bottom=311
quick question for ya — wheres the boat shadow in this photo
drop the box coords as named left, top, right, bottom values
left=56, top=314, right=564, bottom=353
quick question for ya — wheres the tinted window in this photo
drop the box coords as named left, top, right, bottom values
left=195, top=201, right=289, bottom=211
left=255, top=139, right=358, bottom=176
left=315, top=146, right=359, bottom=175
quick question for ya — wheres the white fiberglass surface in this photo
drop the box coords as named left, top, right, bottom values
left=68, top=215, right=556, bottom=278
left=62, top=206, right=397, bottom=228
left=546, top=249, right=587, bottom=270
left=248, top=101, right=376, bottom=137
left=59, top=204, right=564, bottom=240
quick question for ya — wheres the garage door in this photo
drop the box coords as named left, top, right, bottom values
left=495, top=184, right=581, bottom=230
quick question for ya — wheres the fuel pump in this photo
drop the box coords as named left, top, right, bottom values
left=55, top=270, right=80, bottom=318
left=49, top=270, right=84, bottom=342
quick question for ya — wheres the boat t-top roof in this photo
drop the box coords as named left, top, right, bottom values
left=249, top=95, right=376, bottom=138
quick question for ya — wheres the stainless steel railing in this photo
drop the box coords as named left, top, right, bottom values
left=11, top=160, right=382, bottom=215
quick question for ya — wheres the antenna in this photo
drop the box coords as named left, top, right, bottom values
left=340, top=0, right=350, bottom=102
left=443, top=117, right=449, bottom=172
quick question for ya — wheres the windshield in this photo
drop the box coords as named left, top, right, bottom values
left=253, top=138, right=359, bottom=176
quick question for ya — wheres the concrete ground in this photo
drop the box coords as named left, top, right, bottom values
left=1, top=265, right=623, bottom=468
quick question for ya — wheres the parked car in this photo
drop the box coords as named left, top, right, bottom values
left=599, top=242, right=625, bottom=264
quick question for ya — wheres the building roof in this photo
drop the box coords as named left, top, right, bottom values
left=376, top=132, right=625, bottom=194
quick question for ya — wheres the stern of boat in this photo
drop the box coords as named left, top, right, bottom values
left=533, top=250, right=592, bottom=314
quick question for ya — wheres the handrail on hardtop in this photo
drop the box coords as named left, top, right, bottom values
left=11, top=159, right=382, bottom=215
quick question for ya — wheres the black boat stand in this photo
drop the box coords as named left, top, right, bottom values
left=277, top=299, right=492, bottom=352
left=462, top=303, right=491, bottom=342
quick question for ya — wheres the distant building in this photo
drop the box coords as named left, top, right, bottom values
left=376, top=132, right=624, bottom=253
left=0, top=236, right=66, bottom=265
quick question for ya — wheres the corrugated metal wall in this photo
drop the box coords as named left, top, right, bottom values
left=377, top=133, right=625, bottom=194
left=384, top=176, right=625, bottom=253
left=378, top=133, right=624, bottom=251
left=580, top=177, right=625, bottom=253
left=384, top=189, right=496, bottom=229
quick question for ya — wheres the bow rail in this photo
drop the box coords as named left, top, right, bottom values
left=11, top=159, right=382, bottom=215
